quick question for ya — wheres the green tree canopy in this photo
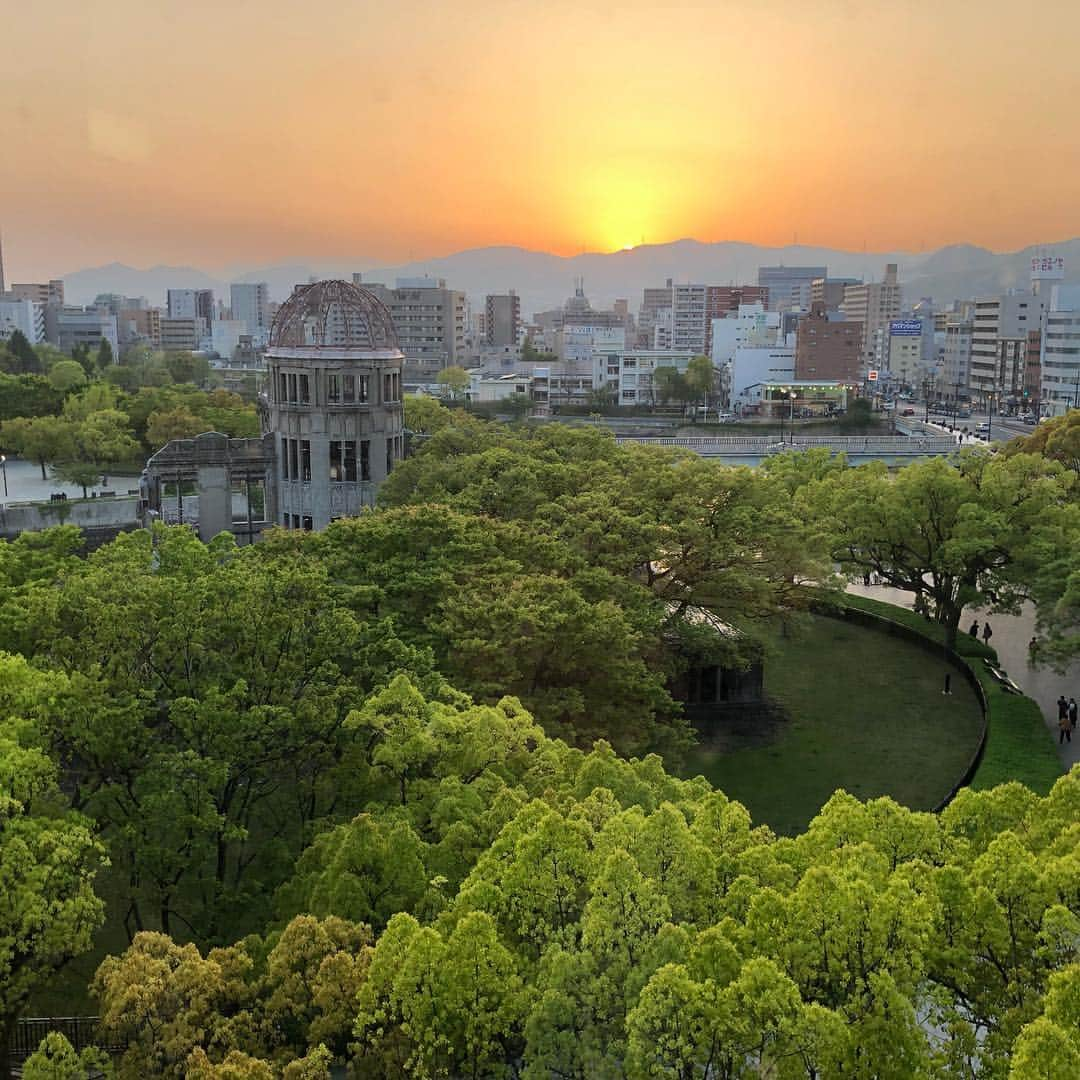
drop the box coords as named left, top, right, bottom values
left=0, top=374, right=64, bottom=422
left=0, top=415, right=75, bottom=480
left=5, top=329, right=41, bottom=374
left=436, top=365, right=470, bottom=400
left=0, top=656, right=107, bottom=1073
left=803, top=450, right=1073, bottom=646
left=46, top=360, right=88, bottom=393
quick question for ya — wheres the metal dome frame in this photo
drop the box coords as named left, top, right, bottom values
left=269, top=279, right=400, bottom=351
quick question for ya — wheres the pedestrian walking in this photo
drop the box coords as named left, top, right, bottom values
left=969, top=620, right=979, bottom=638
left=1070, top=697, right=1078, bottom=731
left=982, top=622, right=993, bottom=645
left=1057, top=696, right=1069, bottom=743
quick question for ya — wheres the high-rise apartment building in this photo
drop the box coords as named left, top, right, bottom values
left=358, top=275, right=466, bottom=378
left=117, top=307, right=162, bottom=348
left=484, top=292, right=521, bottom=347
left=230, top=283, right=271, bottom=333
left=942, top=309, right=974, bottom=402
left=160, top=317, right=200, bottom=352
left=640, top=282, right=769, bottom=353
left=810, top=277, right=860, bottom=309
left=1039, top=284, right=1080, bottom=412
left=969, top=291, right=1045, bottom=399
left=0, top=299, right=45, bottom=343
left=794, top=302, right=862, bottom=381
left=638, top=283, right=676, bottom=346
left=167, top=288, right=215, bottom=329
left=757, top=266, right=827, bottom=311
left=886, top=321, right=925, bottom=388
left=1024, top=329, right=1042, bottom=407
left=840, top=264, right=902, bottom=370
left=11, top=280, right=65, bottom=305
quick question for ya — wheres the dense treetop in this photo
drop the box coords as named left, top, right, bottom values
left=1, top=405, right=1079, bottom=1077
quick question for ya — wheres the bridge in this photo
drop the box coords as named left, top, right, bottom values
left=613, top=433, right=960, bottom=464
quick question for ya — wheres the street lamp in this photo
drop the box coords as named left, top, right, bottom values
left=0, top=454, right=6, bottom=499
left=789, top=390, right=797, bottom=444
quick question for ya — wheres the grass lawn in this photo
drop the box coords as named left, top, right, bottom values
left=838, top=594, right=1063, bottom=795
left=680, top=612, right=985, bottom=836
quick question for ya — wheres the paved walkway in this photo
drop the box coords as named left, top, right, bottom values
left=848, top=584, right=1079, bottom=773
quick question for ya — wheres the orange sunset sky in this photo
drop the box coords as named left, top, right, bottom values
left=2, top=0, right=1080, bottom=279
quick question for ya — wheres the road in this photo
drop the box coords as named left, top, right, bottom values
left=913, top=408, right=1038, bottom=446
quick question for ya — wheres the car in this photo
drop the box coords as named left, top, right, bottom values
left=900, top=407, right=916, bottom=416
left=1018, top=412, right=1035, bottom=424
left=975, top=421, right=991, bottom=434
left=955, top=409, right=972, bottom=419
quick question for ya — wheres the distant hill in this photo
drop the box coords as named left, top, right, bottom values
left=62, top=262, right=226, bottom=305
left=60, top=238, right=1080, bottom=316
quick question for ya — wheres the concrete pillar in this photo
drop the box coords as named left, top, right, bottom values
left=196, top=465, right=231, bottom=541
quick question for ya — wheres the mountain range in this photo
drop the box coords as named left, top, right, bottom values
left=59, top=238, right=1080, bottom=317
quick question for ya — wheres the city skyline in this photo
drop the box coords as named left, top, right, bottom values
left=4, top=1, right=1080, bottom=280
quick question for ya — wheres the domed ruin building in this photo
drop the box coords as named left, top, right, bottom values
left=265, top=279, right=405, bottom=530
left=141, top=279, right=405, bottom=540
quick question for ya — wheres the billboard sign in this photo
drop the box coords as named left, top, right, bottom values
left=867, top=370, right=878, bottom=381
left=1030, top=255, right=1065, bottom=280
left=889, top=319, right=922, bottom=336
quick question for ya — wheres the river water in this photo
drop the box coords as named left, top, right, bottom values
left=848, top=583, right=1079, bottom=771
left=0, top=456, right=140, bottom=504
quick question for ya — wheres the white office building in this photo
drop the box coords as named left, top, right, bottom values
left=728, top=346, right=795, bottom=410
left=942, top=311, right=974, bottom=402
left=46, top=308, right=119, bottom=354
left=1040, top=283, right=1080, bottom=413
left=0, top=299, right=44, bottom=343
left=557, top=324, right=626, bottom=363
left=757, top=266, right=826, bottom=311
left=210, top=320, right=248, bottom=360
left=710, top=304, right=783, bottom=368
left=230, top=282, right=270, bottom=334
left=970, top=291, right=1046, bottom=399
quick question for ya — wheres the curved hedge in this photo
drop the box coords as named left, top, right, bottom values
left=837, top=593, right=1063, bottom=795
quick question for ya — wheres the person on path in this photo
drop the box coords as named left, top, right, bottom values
left=1070, top=697, right=1078, bottom=732
left=1057, top=696, right=1069, bottom=743
left=982, top=622, right=993, bottom=645
left=969, top=620, right=980, bottom=638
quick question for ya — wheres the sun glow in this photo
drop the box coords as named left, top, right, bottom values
left=571, top=163, right=696, bottom=256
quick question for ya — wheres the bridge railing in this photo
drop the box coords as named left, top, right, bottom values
left=616, top=435, right=958, bottom=455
